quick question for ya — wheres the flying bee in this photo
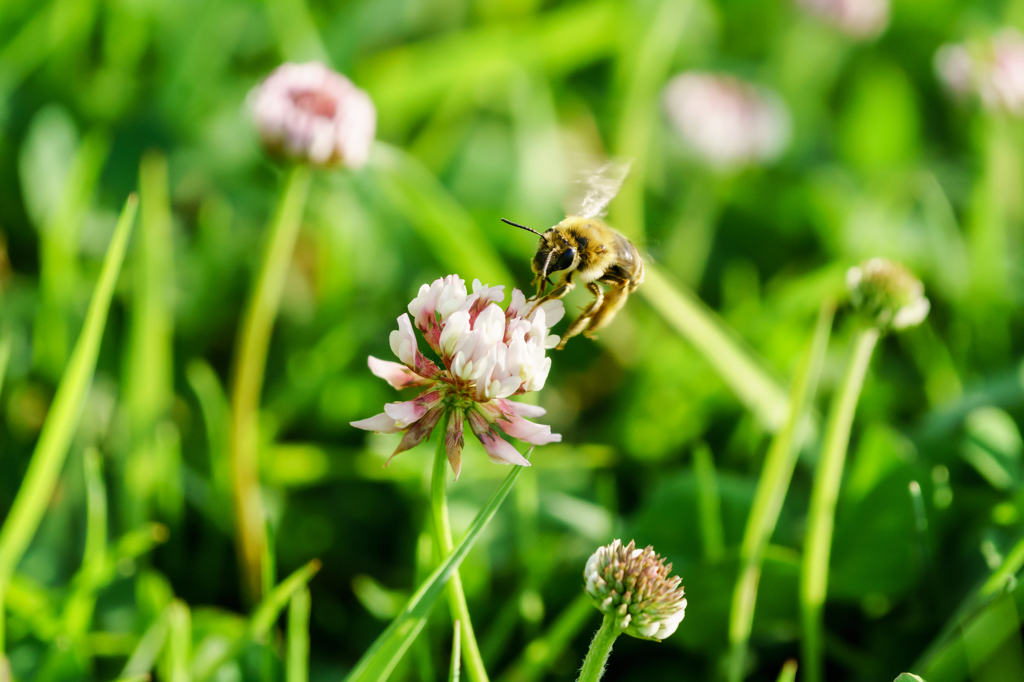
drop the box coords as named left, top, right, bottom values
left=503, top=160, right=643, bottom=350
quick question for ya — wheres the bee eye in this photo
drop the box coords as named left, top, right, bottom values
left=553, top=247, right=577, bottom=272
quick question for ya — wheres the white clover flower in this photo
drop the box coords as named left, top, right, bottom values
left=664, top=72, right=791, bottom=170
left=583, top=540, right=687, bottom=641
left=847, top=258, right=930, bottom=331
left=352, top=276, right=563, bottom=479
left=798, top=0, right=889, bottom=39
left=250, top=62, right=376, bottom=168
left=936, top=29, right=1024, bottom=116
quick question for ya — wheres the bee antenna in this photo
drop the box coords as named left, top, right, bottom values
left=502, top=218, right=543, bottom=236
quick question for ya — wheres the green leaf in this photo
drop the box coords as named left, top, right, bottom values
left=0, top=194, right=137, bottom=645
left=895, top=674, right=925, bottom=682
left=344, top=456, right=529, bottom=682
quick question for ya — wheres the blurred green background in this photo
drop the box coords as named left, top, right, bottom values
left=4, top=0, right=1024, bottom=680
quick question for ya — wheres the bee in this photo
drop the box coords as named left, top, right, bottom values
left=503, top=161, right=643, bottom=350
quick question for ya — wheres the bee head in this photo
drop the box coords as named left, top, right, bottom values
left=537, top=231, right=578, bottom=279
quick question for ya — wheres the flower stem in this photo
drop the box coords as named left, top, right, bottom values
left=432, top=415, right=489, bottom=682
left=800, top=326, right=879, bottom=682
left=230, top=165, right=312, bottom=604
left=576, top=614, right=621, bottom=682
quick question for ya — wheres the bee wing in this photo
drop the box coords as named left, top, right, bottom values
left=563, top=158, right=632, bottom=219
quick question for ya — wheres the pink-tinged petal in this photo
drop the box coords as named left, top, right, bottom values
left=495, top=413, right=561, bottom=445
left=389, top=314, right=419, bottom=366
left=467, top=410, right=531, bottom=467
left=383, top=389, right=443, bottom=429
left=499, top=399, right=547, bottom=418
left=387, top=405, right=445, bottom=466
left=445, top=409, right=465, bottom=480
left=368, top=356, right=430, bottom=389
left=351, top=412, right=401, bottom=433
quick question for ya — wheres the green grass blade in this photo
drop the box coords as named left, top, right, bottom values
left=639, top=265, right=790, bottom=431
left=193, top=559, right=321, bottom=682
left=82, top=448, right=107, bottom=576
left=497, top=593, right=595, bottom=682
left=728, top=301, right=834, bottom=682
left=369, top=143, right=513, bottom=285
left=0, top=194, right=137, bottom=651
left=168, top=600, right=192, bottom=682
left=120, top=607, right=170, bottom=680
left=287, top=586, right=312, bottom=682
left=449, top=621, right=461, bottom=682
left=776, top=660, right=798, bottom=682
left=800, top=326, right=880, bottom=682
left=694, top=443, right=724, bottom=563
left=124, top=151, right=176, bottom=527
left=344, top=455, right=530, bottom=682
left=250, top=559, right=321, bottom=640
left=186, top=359, right=232, bottom=527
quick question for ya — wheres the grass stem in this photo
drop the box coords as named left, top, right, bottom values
left=800, top=325, right=879, bottom=682
left=727, top=301, right=833, bottom=682
left=229, top=165, right=312, bottom=604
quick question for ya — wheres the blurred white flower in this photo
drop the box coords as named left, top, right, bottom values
left=352, top=275, right=562, bottom=479
left=798, top=0, right=889, bottom=39
left=250, top=62, right=376, bottom=168
left=936, top=29, right=1024, bottom=115
left=663, top=72, right=791, bottom=170
left=583, top=539, right=687, bottom=641
left=847, top=258, right=930, bottom=331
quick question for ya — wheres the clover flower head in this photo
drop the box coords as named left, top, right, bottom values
left=846, top=258, right=930, bottom=331
left=663, top=72, right=791, bottom=170
left=936, top=29, right=1024, bottom=115
left=583, top=539, right=687, bottom=641
left=798, top=0, right=889, bottom=39
left=351, top=275, right=564, bottom=479
left=250, top=62, right=376, bottom=168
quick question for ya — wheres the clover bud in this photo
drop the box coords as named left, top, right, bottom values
left=583, top=539, right=687, bottom=641
left=846, top=258, right=930, bottom=331
left=250, top=62, right=376, bottom=168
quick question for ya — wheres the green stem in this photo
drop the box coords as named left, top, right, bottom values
left=432, top=414, right=489, bottom=682
left=576, top=615, right=621, bottom=682
left=727, top=302, right=834, bottom=682
left=800, top=326, right=879, bottom=682
left=229, top=165, right=312, bottom=604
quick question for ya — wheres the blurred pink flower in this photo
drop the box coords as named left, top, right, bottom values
left=936, top=29, right=1024, bottom=115
left=798, top=0, right=889, bottom=39
left=352, top=276, right=563, bottom=479
left=663, top=73, right=791, bottom=170
left=250, top=62, right=376, bottom=168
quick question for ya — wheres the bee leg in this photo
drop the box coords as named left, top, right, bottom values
left=555, top=282, right=602, bottom=350
left=582, top=284, right=630, bottom=340
left=536, top=275, right=575, bottom=304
